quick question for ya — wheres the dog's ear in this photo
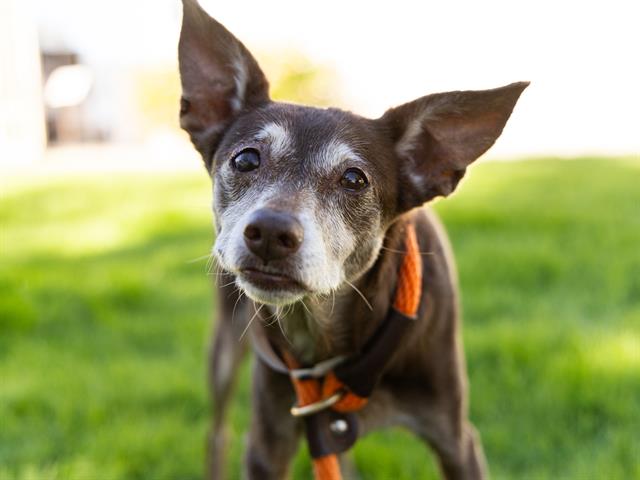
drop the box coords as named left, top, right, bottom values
left=380, top=82, right=528, bottom=211
left=178, top=0, right=269, bottom=165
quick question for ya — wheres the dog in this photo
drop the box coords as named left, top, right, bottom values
left=177, top=1, right=527, bottom=478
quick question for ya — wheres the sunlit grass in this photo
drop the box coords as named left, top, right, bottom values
left=1, top=174, right=212, bottom=256
left=586, top=330, right=640, bottom=373
left=1, top=157, right=638, bottom=479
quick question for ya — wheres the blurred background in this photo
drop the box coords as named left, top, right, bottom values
left=2, top=0, right=639, bottom=170
left=1, top=0, right=638, bottom=479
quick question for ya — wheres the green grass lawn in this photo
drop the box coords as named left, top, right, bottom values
left=1, top=157, right=639, bottom=479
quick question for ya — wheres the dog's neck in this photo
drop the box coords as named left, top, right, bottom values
left=260, top=218, right=408, bottom=365
left=269, top=284, right=363, bottom=364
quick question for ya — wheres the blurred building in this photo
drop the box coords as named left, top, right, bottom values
left=34, top=0, right=183, bottom=145
left=41, top=51, right=98, bottom=143
left=0, top=0, right=46, bottom=167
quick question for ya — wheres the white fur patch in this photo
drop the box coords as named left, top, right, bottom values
left=213, top=186, right=354, bottom=305
left=213, top=185, right=272, bottom=272
left=396, top=115, right=426, bottom=158
left=230, top=53, right=248, bottom=113
left=318, top=139, right=361, bottom=172
left=297, top=200, right=347, bottom=292
left=255, top=122, right=293, bottom=159
left=408, top=171, right=426, bottom=191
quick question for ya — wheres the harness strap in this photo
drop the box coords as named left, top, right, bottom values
left=393, top=222, right=422, bottom=317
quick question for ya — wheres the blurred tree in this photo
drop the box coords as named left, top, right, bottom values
left=134, top=51, right=341, bottom=134
left=261, top=50, right=342, bottom=107
left=135, top=66, right=182, bottom=133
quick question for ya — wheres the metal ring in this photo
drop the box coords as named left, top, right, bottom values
left=289, top=355, right=347, bottom=380
left=290, top=391, right=344, bottom=417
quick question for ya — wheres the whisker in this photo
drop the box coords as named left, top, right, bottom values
left=380, top=246, right=435, bottom=256
left=264, top=305, right=283, bottom=328
left=262, top=306, right=277, bottom=323
left=207, top=271, right=230, bottom=277
left=345, top=279, right=373, bottom=311
left=186, top=254, right=212, bottom=264
left=207, top=253, right=226, bottom=277
left=264, top=313, right=280, bottom=327
left=277, top=317, right=292, bottom=345
left=300, top=299, right=312, bottom=316
left=330, top=290, right=336, bottom=316
left=205, top=251, right=216, bottom=273
left=239, top=303, right=264, bottom=341
left=205, top=270, right=229, bottom=277
left=231, top=288, right=245, bottom=323
left=274, top=305, right=292, bottom=345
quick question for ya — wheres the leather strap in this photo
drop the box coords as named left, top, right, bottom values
left=250, top=321, right=290, bottom=375
left=304, top=409, right=358, bottom=458
left=333, top=308, right=415, bottom=398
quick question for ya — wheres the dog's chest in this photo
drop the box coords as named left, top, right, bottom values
left=274, top=297, right=353, bottom=364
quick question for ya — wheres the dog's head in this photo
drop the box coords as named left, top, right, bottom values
left=178, top=0, right=528, bottom=306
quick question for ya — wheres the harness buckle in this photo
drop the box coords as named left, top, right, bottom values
left=290, top=390, right=345, bottom=417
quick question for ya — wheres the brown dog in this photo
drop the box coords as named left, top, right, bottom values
left=177, top=1, right=527, bottom=478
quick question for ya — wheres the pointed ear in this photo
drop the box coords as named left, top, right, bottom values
left=380, top=82, right=529, bottom=211
left=178, top=0, right=270, bottom=163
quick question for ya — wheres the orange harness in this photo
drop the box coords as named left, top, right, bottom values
left=282, top=224, right=423, bottom=480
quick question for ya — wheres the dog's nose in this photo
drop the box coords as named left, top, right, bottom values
left=243, top=209, right=304, bottom=262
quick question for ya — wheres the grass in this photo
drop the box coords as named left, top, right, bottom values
left=1, top=157, right=639, bottom=479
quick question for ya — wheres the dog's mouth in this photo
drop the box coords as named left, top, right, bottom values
left=238, top=268, right=308, bottom=294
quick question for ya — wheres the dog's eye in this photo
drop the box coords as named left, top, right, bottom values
left=340, top=168, right=369, bottom=191
left=232, top=149, right=260, bottom=172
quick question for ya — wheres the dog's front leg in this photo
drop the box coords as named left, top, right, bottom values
left=245, top=359, right=301, bottom=480
left=422, top=418, right=487, bottom=480
left=207, top=275, right=251, bottom=480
